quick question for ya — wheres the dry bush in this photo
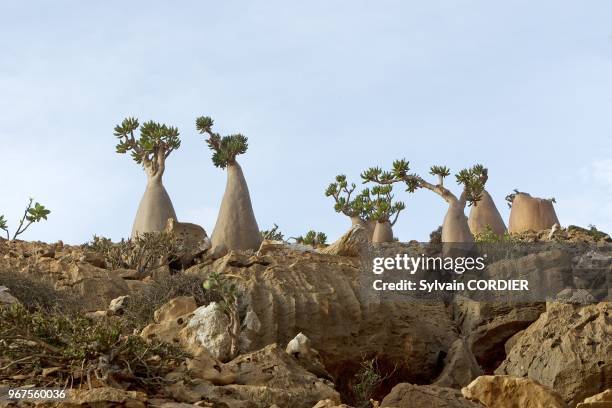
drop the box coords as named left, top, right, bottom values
left=0, top=304, right=187, bottom=391
left=0, top=269, right=82, bottom=313
left=122, top=273, right=220, bottom=329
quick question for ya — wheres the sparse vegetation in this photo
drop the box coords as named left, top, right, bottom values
left=261, top=223, right=285, bottom=241
left=0, top=270, right=80, bottom=313
left=86, top=232, right=179, bottom=275
left=123, top=273, right=218, bottom=330
left=352, top=357, right=395, bottom=408
left=0, top=304, right=187, bottom=391
left=292, top=230, right=328, bottom=246
left=203, top=272, right=240, bottom=359
left=0, top=198, right=50, bottom=240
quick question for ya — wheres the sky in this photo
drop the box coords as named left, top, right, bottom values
left=1, top=0, right=611, bottom=244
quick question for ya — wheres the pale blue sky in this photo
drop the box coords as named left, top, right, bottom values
left=1, top=1, right=611, bottom=244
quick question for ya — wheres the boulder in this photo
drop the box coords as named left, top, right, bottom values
left=381, top=383, right=484, bottom=407
left=286, top=332, right=331, bottom=379
left=180, top=302, right=232, bottom=361
left=434, top=339, right=483, bottom=389
left=577, top=389, right=612, bottom=408
left=224, top=344, right=341, bottom=408
left=461, top=375, right=567, bottom=408
left=154, top=296, right=197, bottom=322
left=495, top=302, right=611, bottom=406
left=0, top=286, right=20, bottom=305
left=187, top=247, right=458, bottom=387
left=312, top=399, right=352, bottom=408
left=508, top=193, right=560, bottom=234
left=320, top=225, right=369, bottom=257
left=108, top=295, right=130, bottom=315
left=165, top=218, right=210, bottom=267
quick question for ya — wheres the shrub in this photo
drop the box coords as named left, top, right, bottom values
left=352, top=358, right=395, bottom=408
left=292, top=230, right=328, bottom=246
left=86, top=232, right=179, bottom=275
left=261, top=223, right=284, bottom=241
left=122, top=273, right=219, bottom=329
left=0, top=304, right=187, bottom=391
left=0, top=270, right=81, bottom=313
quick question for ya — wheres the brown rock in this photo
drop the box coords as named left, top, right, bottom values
left=61, top=387, right=147, bottom=408
left=434, top=339, right=483, bottom=389
left=381, top=383, right=483, bottom=407
left=495, top=303, right=611, bottom=406
left=577, top=389, right=612, bottom=407
left=320, top=224, right=369, bottom=257
left=154, top=296, right=197, bottom=323
left=461, top=375, right=567, bottom=408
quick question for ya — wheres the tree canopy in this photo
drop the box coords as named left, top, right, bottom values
left=195, top=116, right=248, bottom=169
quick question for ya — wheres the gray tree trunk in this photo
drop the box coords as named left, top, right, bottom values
left=468, top=190, right=507, bottom=236
left=372, top=221, right=394, bottom=243
left=211, top=162, right=262, bottom=257
left=131, top=173, right=177, bottom=239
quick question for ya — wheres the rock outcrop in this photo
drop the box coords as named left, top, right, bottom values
left=495, top=302, right=611, bottom=406
left=576, top=389, right=612, bottom=408
left=462, top=375, right=568, bottom=408
left=381, top=383, right=484, bottom=407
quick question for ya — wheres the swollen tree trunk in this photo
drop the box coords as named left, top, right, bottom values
left=468, top=190, right=507, bottom=237
left=350, top=216, right=375, bottom=240
left=372, top=221, right=394, bottom=243
left=442, top=199, right=474, bottom=244
left=211, top=162, right=262, bottom=256
left=131, top=172, right=177, bottom=239
left=508, top=193, right=559, bottom=234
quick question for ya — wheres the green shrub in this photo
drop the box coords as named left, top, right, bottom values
left=0, top=304, right=187, bottom=390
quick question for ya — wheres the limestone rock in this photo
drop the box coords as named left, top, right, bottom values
left=180, top=302, right=232, bottom=361
left=0, top=286, right=20, bottom=305
left=320, top=224, right=369, bottom=257
left=187, top=247, right=458, bottom=386
left=577, top=389, right=612, bottom=407
left=154, top=296, right=197, bottom=323
left=62, top=387, right=147, bottom=408
left=381, top=383, right=484, bottom=407
left=461, top=375, right=567, bottom=408
left=165, top=218, right=210, bottom=267
left=225, top=344, right=341, bottom=408
left=495, top=302, right=611, bottom=406
left=434, top=339, right=483, bottom=389
left=108, top=295, right=130, bottom=315
left=286, top=332, right=331, bottom=380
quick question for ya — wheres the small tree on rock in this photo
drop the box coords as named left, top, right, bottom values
left=362, top=160, right=488, bottom=244
left=325, top=175, right=375, bottom=238
left=196, top=116, right=261, bottom=256
left=114, top=117, right=180, bottom=238
left=366, top=185, right=405, bottom=243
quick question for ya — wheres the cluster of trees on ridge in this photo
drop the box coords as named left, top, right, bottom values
left=327, top=160, right=560, bottom=244
left=0, top=118, right=562, bottom=248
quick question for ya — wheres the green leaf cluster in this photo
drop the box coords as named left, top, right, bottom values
left=326, top=175, right=373, bottom=220
left=114, top=117, right=181, bottom=165
left=370, top=185, right=406, bottom=224
left=203, top=272, right=239, bottom=317
left=1, top=198, right=51, bottom=240
left=195, top=116, right=248, bottom=168
left=456, top=164, right=487, bottom=206
left=294, top=230, right=328, bottom=246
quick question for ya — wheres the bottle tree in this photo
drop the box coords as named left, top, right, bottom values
left=362, top=160, right=489, bottom=244
left=325, top=175, right=375, bottom=239
left=506, top=190, right=559, bottom=234
left=368, top=185, right=405, bottom=243
left=467, top=175, right=507, bottom=237
left=114, top=118, right=180, bottom=238
left=196, top=116, right=261, bottom=256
